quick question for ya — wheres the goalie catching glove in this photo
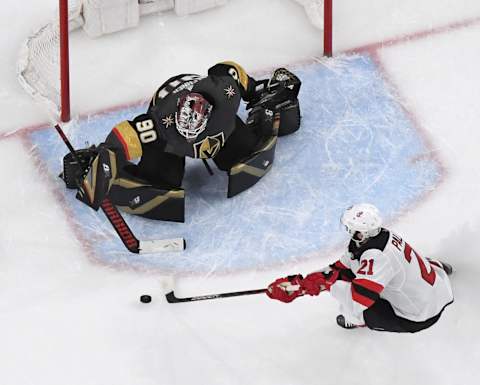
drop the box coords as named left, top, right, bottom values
left=246, top=68, right=301, bottom=137
left=266, top=270, right=339, bottom=303
left=246, top=68, right=301, bottom=110
left=61, top=146, right=99, bottom=189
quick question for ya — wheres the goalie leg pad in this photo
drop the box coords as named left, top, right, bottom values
left=109, top=177, right=185, bottom=222
left=277, top=98, right=301, bottom=137
left=76, top=147, right=118, bottom=210
left=213, top=116, right=258, bottom=172
left=227, top=135, right=277, bottom=198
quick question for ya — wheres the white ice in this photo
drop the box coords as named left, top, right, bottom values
left=1, top=1, right=480, bottom=384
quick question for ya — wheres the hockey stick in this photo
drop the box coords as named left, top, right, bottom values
left=54, top=124, right=185, bottom=253
left=165, top=288, right=267, bottom=303
left=202, top=159, right=214, bottom=175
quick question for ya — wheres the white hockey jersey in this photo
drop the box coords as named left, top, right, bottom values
left=329, top=229, right=454, bottom=323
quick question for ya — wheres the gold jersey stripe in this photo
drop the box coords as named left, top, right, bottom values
left=114, top=121, right=143, bottom=160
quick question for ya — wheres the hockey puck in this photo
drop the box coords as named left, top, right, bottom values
left=140, top=295, right=152, bottom=303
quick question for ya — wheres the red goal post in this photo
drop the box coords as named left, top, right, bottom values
left=18, top=0, right=333, bottom=123
left=324, top=0, right=333, bottom=57
left=59, top=0, right=71, bottom=122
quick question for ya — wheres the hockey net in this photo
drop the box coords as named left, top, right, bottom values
left=17, top=0, right=332, bottom=123
left=17, top=0, right=83, bottom=121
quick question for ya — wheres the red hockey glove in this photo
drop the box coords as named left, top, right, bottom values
left=267, top=275, right=305, bottom=303
left=301, top=270, right=340, bottom=296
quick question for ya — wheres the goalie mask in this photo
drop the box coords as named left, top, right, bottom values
left=175, top=93, right=213, bottom=140
left=341, top=203, right=382, bottom=245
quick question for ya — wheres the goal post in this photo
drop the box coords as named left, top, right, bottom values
left=18, top=0, right=333, bottom=123
left=59, top=0, right=71, bottom=122
left=324, top=0, right=332, bottom=56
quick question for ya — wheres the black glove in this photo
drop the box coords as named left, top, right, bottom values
left=246, top=68, right=301, bottom=111
left=75, top=144, right=118, bottom=210
left=246, top=105, right=278, bottom=138
left=61, top=146, right=98, bottom=189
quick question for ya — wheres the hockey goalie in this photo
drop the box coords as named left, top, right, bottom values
left=61, top=61, right=302, bottom=222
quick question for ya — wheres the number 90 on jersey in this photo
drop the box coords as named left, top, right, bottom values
left=136, top=119, right=157, bottom=144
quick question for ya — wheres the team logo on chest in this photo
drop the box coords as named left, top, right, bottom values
left=193, top=132, right=225, bottom=159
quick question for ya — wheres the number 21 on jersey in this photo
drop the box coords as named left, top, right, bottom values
left=357, top=259, right=374, bottom=275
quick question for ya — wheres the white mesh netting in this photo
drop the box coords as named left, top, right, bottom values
left=17, top=1, right=84, bottom=119
left=293, top=0, right=324, bottom=29
left=17, top=0, right=325, bottom=120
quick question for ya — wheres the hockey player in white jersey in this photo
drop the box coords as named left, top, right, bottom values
left=266, top=203, right=454, bottom=333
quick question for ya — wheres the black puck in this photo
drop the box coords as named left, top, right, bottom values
left=140, top=294, right=152, bottom=303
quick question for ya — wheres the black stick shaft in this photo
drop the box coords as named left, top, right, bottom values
left=166, top=288, right=267, bottom=303
left=55, top=124, right=79, bottom=159
left=202, top=159, right=214, bottom=176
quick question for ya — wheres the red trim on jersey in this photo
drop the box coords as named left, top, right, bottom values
left=351, top=288, right=375, bottom=308
left=334, top=260, right=349, bottom=270
left=353, top=278, right=384, bottom=294
left=112, top=127, right=130, bottom=160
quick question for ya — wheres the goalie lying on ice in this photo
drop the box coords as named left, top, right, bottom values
left=61, top=62, right=302, bottom=222
left=266, top=203, right=454, bottom=333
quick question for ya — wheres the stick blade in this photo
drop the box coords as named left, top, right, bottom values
left=139, top=238, right=186, bottom=254
left=165, top=291, right=182, bottom=303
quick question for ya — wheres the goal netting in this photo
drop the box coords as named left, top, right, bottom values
left=17, top=1, right=83, bottom=120
left=17, top=0, right=331, bottom=122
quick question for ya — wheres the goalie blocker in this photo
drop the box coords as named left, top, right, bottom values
left=227, top=68, right=301, bottom=197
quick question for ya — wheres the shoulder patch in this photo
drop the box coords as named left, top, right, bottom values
left=113, top=121, right=143, bottom=160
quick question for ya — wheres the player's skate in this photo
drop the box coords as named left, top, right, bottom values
left=336, top=315, right=366, bottom=330
left=439, top=261, right=454, bottom=276
left=428, top=258, right=454, bottom=276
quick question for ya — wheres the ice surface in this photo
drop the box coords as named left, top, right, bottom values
left=1, top=1, right=480, bottom=385
left=27, top=55, right=440, bottom=273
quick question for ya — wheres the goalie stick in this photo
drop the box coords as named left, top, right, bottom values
left=54, top=124, right=185, bottom=253
left=165, top=288, right=267, bottom=303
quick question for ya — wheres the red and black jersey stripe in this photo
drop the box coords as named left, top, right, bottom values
left=351, top=278, right=384, bottom=308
